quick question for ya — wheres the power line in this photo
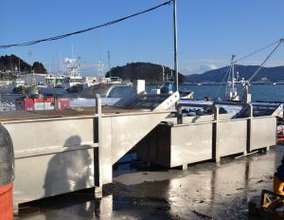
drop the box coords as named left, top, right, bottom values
left=0, top=0, right=173, bottom=49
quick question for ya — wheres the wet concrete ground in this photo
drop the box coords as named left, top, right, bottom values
left=16, top=145, right=284, bottom=220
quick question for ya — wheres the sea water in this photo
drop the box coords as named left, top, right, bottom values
left=181, top=83, right=284, bottom=102
left=1, top=84, right=284, bottom=112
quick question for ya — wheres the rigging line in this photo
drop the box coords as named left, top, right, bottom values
left=234, top=39, right=280, bottom=64
left=0, top=0, right=173, bottom=49
left=214, top=65, right=231, bottom=98
left=248, top=39, right=283, bottom=82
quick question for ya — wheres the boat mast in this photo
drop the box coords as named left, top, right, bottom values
left=231, top=54, right=236, bottom=97
left=225, top=55, right=239, bottom=101
left=173, top=0, right=179, bottom=92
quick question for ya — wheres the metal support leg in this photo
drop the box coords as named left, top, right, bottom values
left=94, top=195, right=113, bottom=220
left=213, top=105, right=221, bottom=164
left=246, top=104, right=253, bottom=154
left=95, top=94, right=113, bottom=195
left=94, top=186, right=103, bottom=198
left=13, top=206, right=19, bottom=217
left=177, top=105, right=183, bottom=124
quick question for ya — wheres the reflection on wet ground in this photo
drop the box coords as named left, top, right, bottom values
left=16, top=146, right=284, bottom=220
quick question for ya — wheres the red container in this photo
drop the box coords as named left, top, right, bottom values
left=0, top=183, right=13, bottom=220
left=57, top=98, right=70, bottom=110
left=24, top=98, right=34, bottom=111
left=277, top=125, right=284, bottom=144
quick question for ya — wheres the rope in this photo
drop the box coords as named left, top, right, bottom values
left=0, top=0, right=173, bottom=49
left=234, top=39, right=280, bottom=64
left=214, top=65, right=231, bottom=98
left=248, top=39, right=283, bottom=82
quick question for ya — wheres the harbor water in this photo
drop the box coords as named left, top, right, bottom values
left=2, top=84, right=284, bottom=111
left=182, top=84, right=284, bottom=102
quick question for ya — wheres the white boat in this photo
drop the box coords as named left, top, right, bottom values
left=224, top=55, right=241, bottom=102
left=104, top=76, right=123, bottom=84
left=13, top=79, right=25, bottom=88
left=45, top=74, right=65, bottom=87
left=44, top=57, right=90, bottom=93
left=62, top=57, right=85, bottom=90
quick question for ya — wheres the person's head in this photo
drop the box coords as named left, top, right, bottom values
left=64, top=135, right=81, bottom=148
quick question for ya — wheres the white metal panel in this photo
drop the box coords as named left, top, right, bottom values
left=250, top=117, right=276, bottom=151
left=171, top=123, right=212, bottom=167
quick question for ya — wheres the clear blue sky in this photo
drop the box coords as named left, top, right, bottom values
left=1, top=0, right=284, bottom=75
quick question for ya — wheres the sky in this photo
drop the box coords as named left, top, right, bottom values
left=1, top=0, right=284, bottom=76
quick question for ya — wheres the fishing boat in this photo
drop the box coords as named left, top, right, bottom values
left=62, top=57, right=86, bottom=92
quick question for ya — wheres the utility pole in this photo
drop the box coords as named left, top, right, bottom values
left=173, top=0, right=179, bottom=92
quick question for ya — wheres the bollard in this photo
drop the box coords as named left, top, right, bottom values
left=0, top=125, right=14, bottom=220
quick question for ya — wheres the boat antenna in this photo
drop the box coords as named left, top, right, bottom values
left=107, top=50, right=111, bottom=78
left=173, top=0, right=179, bottom=92
left=231, top=55, right=237, bottom=99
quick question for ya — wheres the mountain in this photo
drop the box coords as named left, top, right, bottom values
left=185, top=65, right=284, bottom=83
left=31, top=62, right=47, bottom=74
left=0, top=55, right=31, bottom=73
left=106, top=62, right=185, bottom=83
left=0, top=55, right=47, bottom=79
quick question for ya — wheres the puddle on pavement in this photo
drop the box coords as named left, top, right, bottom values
left=16, top=146, right=284, bottom=220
